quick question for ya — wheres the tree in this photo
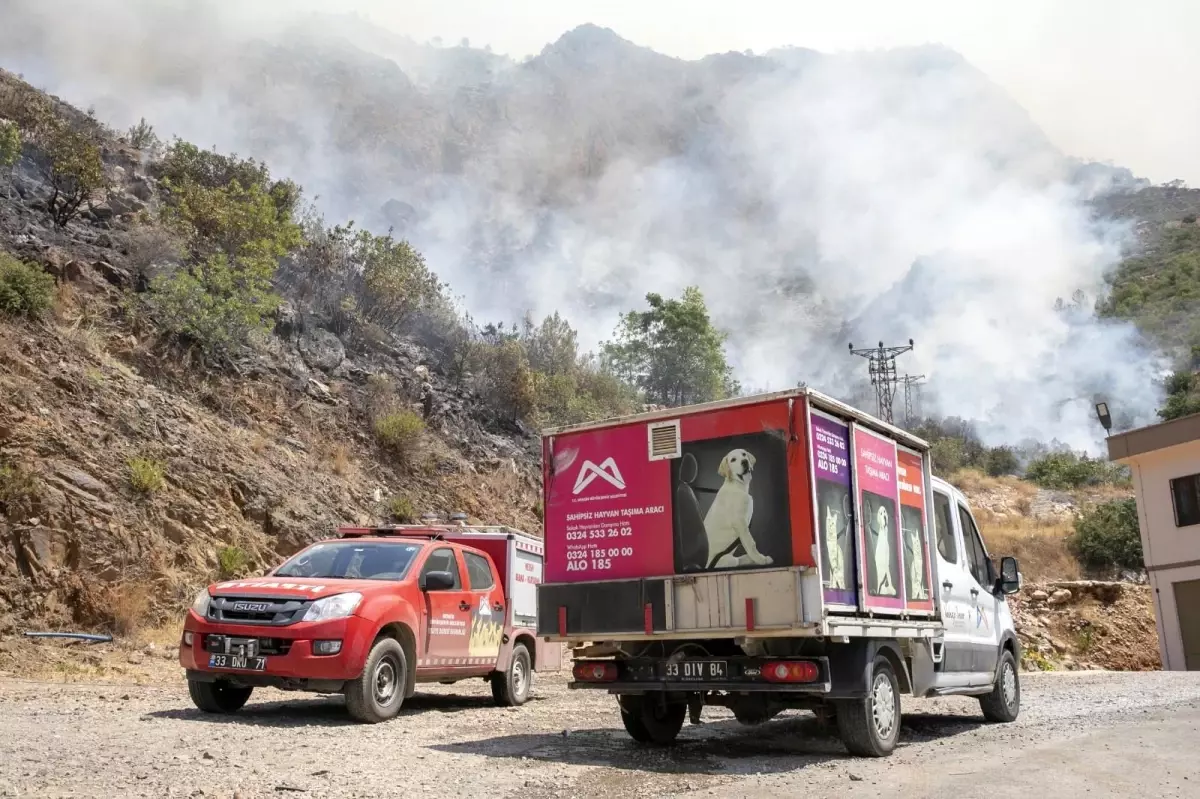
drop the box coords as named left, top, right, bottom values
left=126, top=117, right=158, bottom=150
left=603, top=287, right=739, bottom=407
left=522, top=312, right=578, bottom=376
left=0, top=121, right=20, bottom=173
left=146, top=157, right=304, bottom=356
left=44, top=125, right=105, bottom=227
left=1070, top=498, right=1143, bottom=571
left=359, top=230, right=443, bottom=331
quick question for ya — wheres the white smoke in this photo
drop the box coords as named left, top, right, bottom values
left=0, top=1, right=1169, bottom=453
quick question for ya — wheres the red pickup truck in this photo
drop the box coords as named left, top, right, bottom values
left=178, top=524, right=560, bottom=723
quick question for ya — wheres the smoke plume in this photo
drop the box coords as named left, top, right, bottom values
left=0, top=1, right=1169, bottom=452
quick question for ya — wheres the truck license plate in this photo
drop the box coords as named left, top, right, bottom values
left=664, top=660, right=727, bottom=681
left=208, top=654, right=267, bottom=671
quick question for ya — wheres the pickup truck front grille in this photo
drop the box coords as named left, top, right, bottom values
left=206, top=596, right=312, bottom=626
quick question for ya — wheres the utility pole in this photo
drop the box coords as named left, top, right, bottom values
left=848, top=339, right=915, bottom=425
left=900, top=374, right=925, bottom=427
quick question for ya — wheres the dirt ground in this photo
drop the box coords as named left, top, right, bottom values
left=1, top=664, right=1199, bottom=798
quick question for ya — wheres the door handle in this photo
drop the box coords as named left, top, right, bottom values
left=970, top=588, right=979, bottom=598
left=493, top=603, right=504, bottom=612
left=458, top=601, right=471, bottom=611
left=942, top=580, right=953, bottom=590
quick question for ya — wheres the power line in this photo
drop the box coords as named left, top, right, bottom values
left=848, top=339, right=916, bottom=425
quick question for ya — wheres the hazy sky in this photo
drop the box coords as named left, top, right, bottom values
left=281, top=0, right=1199, bottom=185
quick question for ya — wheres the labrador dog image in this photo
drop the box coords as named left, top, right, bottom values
left=703, top=448, right=774, bottom=569
left=870, top=503, right=897, bottom=596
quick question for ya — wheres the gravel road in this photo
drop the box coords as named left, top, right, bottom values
left=1, top=670, right=1198, bottom=798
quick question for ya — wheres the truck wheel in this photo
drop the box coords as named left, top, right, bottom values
left=836, top=655, right=902, bottom=757
left=979, top=650, right=1021, bottom=723
left=618, top=695, right=686, bottom=746
left=188, top=679, right=253, bottom=714
left=491, top=643, right=532, bottom=707
left=345, top=637, right=407, bottom=723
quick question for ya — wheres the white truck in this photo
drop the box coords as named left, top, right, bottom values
left=535, top=388, right=1022, bottom=757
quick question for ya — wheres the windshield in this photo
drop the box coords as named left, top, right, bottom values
left=274, top=541, right=422, bottom=581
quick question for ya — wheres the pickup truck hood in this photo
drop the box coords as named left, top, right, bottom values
left=209, top=577, right=391, bottom=600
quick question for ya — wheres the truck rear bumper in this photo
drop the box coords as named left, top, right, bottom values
left=569, top=680, right=830, bottom=694
left=570, top=656, right=831, bottom=694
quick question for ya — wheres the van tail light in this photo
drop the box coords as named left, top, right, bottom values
left=761, top=660, right=820, bottom=683
left=573, top=661, right=618, bottom=682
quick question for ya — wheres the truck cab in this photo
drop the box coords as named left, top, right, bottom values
left=929, top=476, right=1021, bottom=690
left=179, top=524, right=559, bottom=723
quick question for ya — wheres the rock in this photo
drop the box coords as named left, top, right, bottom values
left=298, top=328, right=345, bottom=372
left=106, top=193, right=146, bottom=215
left=129, top=175, right=155, bottom=202
left=93, top=260, right=132, bottom=288
left=162, top=517, right=191, bottom=544
left=1048, top=589, right=1073, bottom=606
left=89, top=203, right=116, bottom=221
left=283, top=437, right=308, bottom=452
left=53, top=465, right=109, bottom=497
left=242, top=497, right=269, bottom=525
left=1030, top=589, right=1049, bottom=602
left=274, top=301, right=301, bottom=339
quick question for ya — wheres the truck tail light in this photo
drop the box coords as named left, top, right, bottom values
left=573, top=661, right=618, bottom=682
left=762, top=660, right=820, bottom=683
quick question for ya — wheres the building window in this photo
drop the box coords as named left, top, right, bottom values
left=1170, top=474, right=1200, bottom=528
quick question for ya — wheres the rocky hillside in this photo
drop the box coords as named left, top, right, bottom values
left=0, top=69, right=542, bottom=636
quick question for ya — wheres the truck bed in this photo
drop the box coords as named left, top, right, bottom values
left=538, top=565, right=944, bottom=643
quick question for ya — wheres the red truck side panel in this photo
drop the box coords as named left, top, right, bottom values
left=543, top=396, right=818, bottom=583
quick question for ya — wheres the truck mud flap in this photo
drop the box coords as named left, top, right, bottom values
left=538, top=580, right=667, bottom=637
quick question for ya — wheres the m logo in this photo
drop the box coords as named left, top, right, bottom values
left=572, top=457, right=625, bottom=495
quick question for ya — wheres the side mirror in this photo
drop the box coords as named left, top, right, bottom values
left=420, top=571, right=456, bottom=591
left=996, top=556, right=1020, bottom=595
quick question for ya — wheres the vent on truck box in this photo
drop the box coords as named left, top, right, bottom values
left=647, top=420, right=681, bottom=461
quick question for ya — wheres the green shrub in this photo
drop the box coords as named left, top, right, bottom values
left=217, top=545, right=249, bottom=579
left=0, top=121, right=20, bottom=170
left=127, top=457, right=165, bottom=494
left=1069, top=497, right=1143, bottom=571
left=374, top=410, right=425, bottom=461
left=985, top=446, right=1020, bottom=477
left=388, top=496, right=416, bottom=523
left=146, top=254, right=280, bottom=357
left=0, top=252, right=56, bottom=318
left=1025, top=451, right=1128, bottom=489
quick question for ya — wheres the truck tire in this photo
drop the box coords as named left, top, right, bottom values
left=836, top=655, right=902, bottom=757
left=188, top=679, right=253, bottom=714
left=345, top=637, right=407, bottom=723
left=491, top=643, right=532, bottom=707
left=618, top=695, right=686, bottom=746
left=979, top=650, right=1021, bottom=723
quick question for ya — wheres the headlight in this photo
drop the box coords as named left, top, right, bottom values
left=191, top=588, right=211, bottom=617
left=302, top=592, right=363, bottom=622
